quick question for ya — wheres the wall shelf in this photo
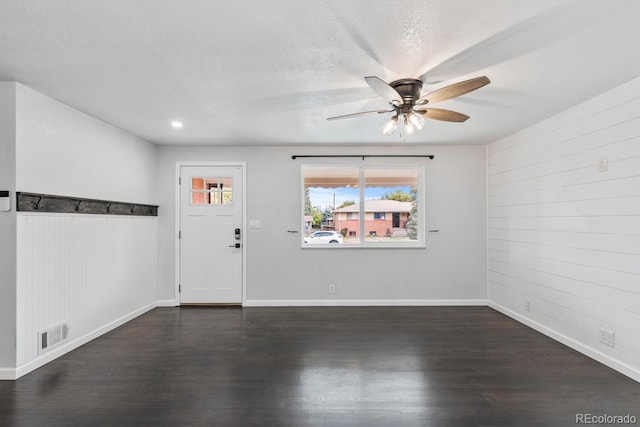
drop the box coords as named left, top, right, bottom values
left=16, top=192, right=158, bottom=216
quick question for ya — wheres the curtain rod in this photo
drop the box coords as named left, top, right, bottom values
left=291, top=154, right=434, bottom=160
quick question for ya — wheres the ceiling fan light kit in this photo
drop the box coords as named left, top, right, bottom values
left=328, top=75, right=490, bottom=137
left=407, top=111, right=425, bottom=130
left=380, top=115, right=398, bottom=135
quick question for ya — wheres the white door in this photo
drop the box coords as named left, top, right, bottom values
left=180, top=165, right=243, bottom=304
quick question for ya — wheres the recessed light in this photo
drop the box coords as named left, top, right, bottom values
left=171, top=121, right=183, bottom=129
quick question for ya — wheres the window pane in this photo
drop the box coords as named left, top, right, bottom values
left=304, top=166, right=359, bottom=245
left=208, top=191, right=219, bottom=205
left=222, top=191, right=233, bottom=205
left=205, top=178, right=218, bottom=189
left=191, top=192, right=204, bottom=205
left=192, top=178, right=204, bottom=190
left=219, top=178, right=233, bottom=192
left=363, top=168, right=418, bottom=243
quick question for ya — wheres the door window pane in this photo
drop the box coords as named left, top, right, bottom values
left=192, top=178, right=204, bottom=190
left=190, top=177, right=234, bottom=205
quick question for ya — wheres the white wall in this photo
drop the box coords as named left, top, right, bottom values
left=156, top=145, right=487, bottom=304
left=15, top=84, right=157, bottom=204
left=487, top=76, right=640, bottom=382
left=0, top=82, right=17, bottom=371
left=2, top=84, right=159, bottom=379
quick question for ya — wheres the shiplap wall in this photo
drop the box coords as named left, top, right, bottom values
left=487, top=76, right=640, bottom=381
left=16, top=214, right=157, bottom=371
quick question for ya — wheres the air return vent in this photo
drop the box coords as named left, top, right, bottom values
left=38, top=322, right=69, bottom=354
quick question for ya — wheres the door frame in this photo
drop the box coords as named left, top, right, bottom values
left=174, top=161, right=247, bottom=306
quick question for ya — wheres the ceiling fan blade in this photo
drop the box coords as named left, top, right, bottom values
left=414, top=108, right=470, bottom=122
left=327, top=109, right=393, bottom=121
left=417, top=76, right=490, bottom=105
left=364, top=76, right=404, bottom=106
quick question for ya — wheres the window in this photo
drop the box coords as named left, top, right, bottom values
left=191, top=177, right=233, bottom=205
left=302, top=164, right=424, bottom=247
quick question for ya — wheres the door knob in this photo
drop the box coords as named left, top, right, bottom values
left=228, top=243, right=241, bottom=248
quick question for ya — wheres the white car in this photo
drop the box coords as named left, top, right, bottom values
left=304, top=231, right=343, bottom=244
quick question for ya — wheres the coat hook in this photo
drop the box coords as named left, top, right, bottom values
left=74, top=199, right=82, bottom=211
left=34, top=196, right=44, bottom=210
left=106, top=202, right=111, bottom=213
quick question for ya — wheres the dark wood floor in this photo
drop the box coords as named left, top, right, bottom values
left=1, top=307, right=639, bottom=426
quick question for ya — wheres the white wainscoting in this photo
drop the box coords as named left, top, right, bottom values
left=487, top=77, right=640, bottom=382
left=15, top=213, right=158, bottom=377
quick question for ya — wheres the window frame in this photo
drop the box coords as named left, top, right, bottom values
left=301, top=163, right=426, bottom=249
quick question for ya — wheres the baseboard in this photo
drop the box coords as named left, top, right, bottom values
left=10, top=301, right=158, bottom=380
left=243, top=299, right=489, bottom=307
left=488, top=301, right=640, bottom=384
left=155, top=299, right=178, bottom=307
left=0, top=368, right=17, bottom=381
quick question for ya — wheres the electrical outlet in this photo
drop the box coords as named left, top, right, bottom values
left=597, top=156, right=608, bottom=172
left=329, top=284, right=336, bottom=294
left=599, top=328, right=615, bottom=348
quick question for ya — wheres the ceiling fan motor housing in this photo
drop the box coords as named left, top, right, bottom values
left=389, top=78, right=423, bottom=113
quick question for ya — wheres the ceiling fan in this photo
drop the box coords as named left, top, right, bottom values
left=327, top=75, right=490, bottom=136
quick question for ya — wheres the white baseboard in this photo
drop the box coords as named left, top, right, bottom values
left=155, top=299, right=178, bottom=307
left=0, top=368, right=17, bottom=381
left=243, top=299, right=489, bottom=307
left=7, top=301, right=158, bottom=381
left=488, top=301, right=640, bottom=384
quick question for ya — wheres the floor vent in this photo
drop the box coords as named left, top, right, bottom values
left=38, top=322, right=69, bottom=354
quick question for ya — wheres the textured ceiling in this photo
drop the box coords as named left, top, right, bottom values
left=1, top=0, right=640, bottom=146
